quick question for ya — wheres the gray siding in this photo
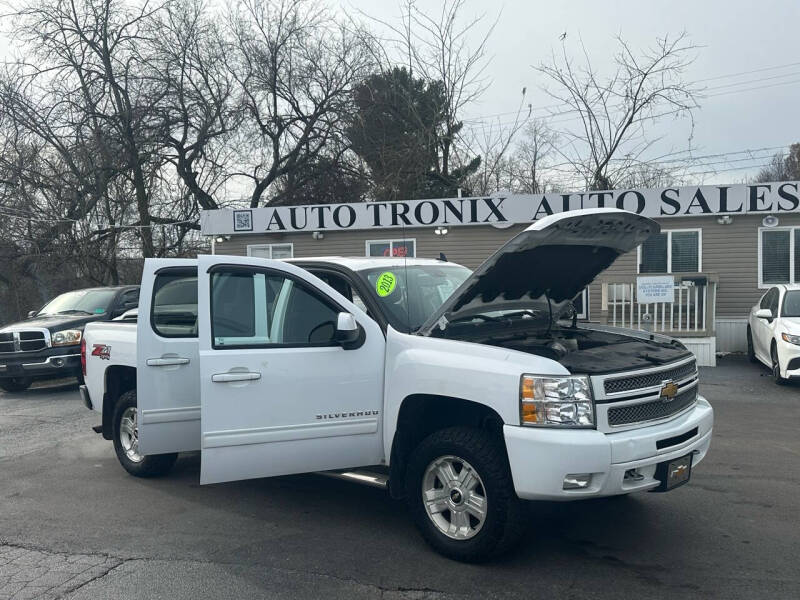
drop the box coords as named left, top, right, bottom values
left=587, top=213, right=800, bottom=319
left=215, top=224, right=528, bottom=270
left=215, top=213, right=797, bottom=321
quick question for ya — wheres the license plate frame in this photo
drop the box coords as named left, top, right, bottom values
left=653, top=452, right=693, bottom=492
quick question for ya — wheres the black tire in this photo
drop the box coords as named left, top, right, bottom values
left=112, top=389, right=178, bottom=477
left=0, top=377, right=33, bottom=393
left=405, top=426, right=525, bottom=562
left=746, top=327, right=758, bottom=364
left=771, top=343, right=788, bottom=386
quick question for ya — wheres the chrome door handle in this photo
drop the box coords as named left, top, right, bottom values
left=211, top=372, right=261, bottom=383
left=146, top=357, right=190, bottom=366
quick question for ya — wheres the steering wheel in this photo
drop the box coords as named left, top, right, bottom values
left=307, top=320, right=335, bottom=343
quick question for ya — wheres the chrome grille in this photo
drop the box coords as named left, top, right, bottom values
left=604, top=359, right=697, bottom=395
left=607, top=386, right=697, bottom=426
left=0, top=332, right=13, bottom=353
left=0, top=330, right=48, bottom=353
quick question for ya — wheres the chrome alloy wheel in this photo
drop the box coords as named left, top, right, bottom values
left=119, top=407, right=143, bottom=463
left=422, top=455, right=487, bottom=540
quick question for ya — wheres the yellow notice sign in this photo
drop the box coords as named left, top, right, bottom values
left=376, top=272, right=397, bottom=297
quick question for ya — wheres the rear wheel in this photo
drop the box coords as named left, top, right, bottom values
left=771, top=343, right=788, bottom=385
left=746, top=327, right=758, bottom=363
left=0, top=377, right=33, bottom=393
left=405, top=426, right=525, bottom=562
left=112, top=390, right=178, bottom=477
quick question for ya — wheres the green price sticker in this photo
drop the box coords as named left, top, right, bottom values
left=376, top=272, right=397, bottom=297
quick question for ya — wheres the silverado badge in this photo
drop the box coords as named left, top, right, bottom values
left=659, top=380, right=678, bottom=402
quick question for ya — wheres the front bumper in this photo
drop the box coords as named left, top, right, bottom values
left=776, top=337, right=800, bottom=379
left=504, top=396, right=713, bottom=500
left=0, top=347, right=81, bottom=380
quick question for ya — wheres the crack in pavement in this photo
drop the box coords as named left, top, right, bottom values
left=0, top=543, right=123, bottom=600
left=0, top=540, right=454, bottom=600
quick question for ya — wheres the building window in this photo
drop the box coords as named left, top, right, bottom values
left=366, top=239, right=416, bottom=258
left=247, top=243, right=294, bottom=259
left=759, top=227, right=800, bottom=286
left=638, top=230, right=701, bottom=274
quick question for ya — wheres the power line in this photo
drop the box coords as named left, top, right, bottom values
left=702, top=70, right=800, bottom=91
left=462, top=62, right=800, bottom=126
left=706, top=77, right=800, bottom=97
left=0, top=209, right=196, bottom=228
left=700, top=61, right=800, bottom=82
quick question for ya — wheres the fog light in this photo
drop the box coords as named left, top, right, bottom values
left=563, top=474, right=592, bottom=490
left=624, top=468, right=644, bottom=482
left=53, top=358, right=64, bottom=367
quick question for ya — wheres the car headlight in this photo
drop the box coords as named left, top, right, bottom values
left=781, top=332, right=800, bottom=346
left=520, top=374, right=595, bottom=428
left=52, top=329, right=82, bottom=346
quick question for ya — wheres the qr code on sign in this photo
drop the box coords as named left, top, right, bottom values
left=233, top=210, right=253, bottom=231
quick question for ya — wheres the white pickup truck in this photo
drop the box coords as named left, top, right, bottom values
left=80, top=208, right=713, bottom=562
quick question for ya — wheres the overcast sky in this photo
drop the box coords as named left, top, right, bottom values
left=2, top=0, right=798, bottom=186
left=344, top=0, right=800, bottom=183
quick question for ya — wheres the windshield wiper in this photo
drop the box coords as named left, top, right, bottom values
left=56, top=309, right=93, bottom=315
left=446, top=314, right=502, bottom=325
left=501, top=309, right=545, bottom=320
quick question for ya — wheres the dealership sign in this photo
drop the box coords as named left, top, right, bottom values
left=636, top=276, right=675, bottom=304
left=200, top=181, right=800, bottom=235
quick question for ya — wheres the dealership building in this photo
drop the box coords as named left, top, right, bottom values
left=203, top=181, right=800, bottom=366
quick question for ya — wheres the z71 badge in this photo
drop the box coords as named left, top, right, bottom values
left=91, top=344, right=111, bottom=360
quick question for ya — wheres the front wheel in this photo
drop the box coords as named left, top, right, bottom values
left=771, top=344, right=788, bottom=385
left=0, top=377, right=33, bottom=393
left=112, top=389, right=178, bottom=477
left=405, top=427, right=525, bottom=562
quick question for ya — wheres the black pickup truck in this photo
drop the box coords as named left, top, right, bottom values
left=0, top=286, right=139, bottom=392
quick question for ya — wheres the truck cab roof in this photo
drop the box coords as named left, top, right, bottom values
left=285, top=256, right=454, bottom=271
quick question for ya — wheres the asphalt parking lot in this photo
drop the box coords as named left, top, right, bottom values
left=0, top=355, right=798, bottom=600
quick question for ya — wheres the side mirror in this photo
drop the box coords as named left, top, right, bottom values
left=334, top=312, right=362, bottom=349
left=755, top=308, right=774, bottom=320
left=27, top=310, right=37, bottom=319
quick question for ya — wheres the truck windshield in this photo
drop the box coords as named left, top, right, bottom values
left=359, top=264, right=471, bottom=332
left=782, top=290, right=800, bottom=317
left=38, top=289, right=117, bottom=316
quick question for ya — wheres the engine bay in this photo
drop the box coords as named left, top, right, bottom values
left=452, top=324, right=693, bottom=375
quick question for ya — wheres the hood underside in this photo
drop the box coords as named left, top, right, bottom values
left=420, top=209, right=659, bottom=335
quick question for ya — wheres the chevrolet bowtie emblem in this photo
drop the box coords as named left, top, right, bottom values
left=660, top=380, right=678, bottom=402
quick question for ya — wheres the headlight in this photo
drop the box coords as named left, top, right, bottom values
left=781, top=332, right=800, bottom=346
left=52, top=329, right=82, bottom=346
left=520, top=374, right=595, bottom=428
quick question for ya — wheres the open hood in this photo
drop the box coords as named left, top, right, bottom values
left=419, top=208, right=659, bottom=335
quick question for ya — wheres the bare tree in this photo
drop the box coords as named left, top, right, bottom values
left=226, top=0, right=373, bottom=208
left=509, top=119, right=557, bottom=194
left=755, top=143, right=800, bottom=182
left=9, top=0, right=172, bottom=257
left=357, top=0, right=496, bottom=191
left=535, top=33, right=699, bottom=190
left=465, top=88, right=530, bottom=195
left=149, top=0, right=240, bottom=211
